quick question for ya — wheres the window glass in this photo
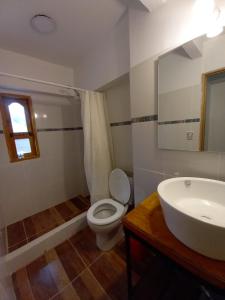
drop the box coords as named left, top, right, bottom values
left=15, top=139, right=31, bottom=157
left=8, top=102, right=28, bottom=133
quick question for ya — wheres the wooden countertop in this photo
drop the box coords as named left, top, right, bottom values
left=122, top=192, right=225, bottom=290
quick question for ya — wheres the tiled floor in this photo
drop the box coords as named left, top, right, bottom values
left=12, top=227, right=208, bottom=300
left=7, top=196, right=90, bottom=253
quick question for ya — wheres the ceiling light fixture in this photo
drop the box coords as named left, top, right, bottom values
left=206, top=8, right=224, bottom=38
left=31, top=14, right=56, bottom=34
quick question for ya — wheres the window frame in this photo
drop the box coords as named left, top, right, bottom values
left=0, top=93, right=40, bottom=162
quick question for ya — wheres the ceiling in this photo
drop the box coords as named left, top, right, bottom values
left=0, top=0, right=127, bottom=67
left=0, top=0, right=167, bottom=68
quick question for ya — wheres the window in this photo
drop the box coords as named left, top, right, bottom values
left=0, top=93, right=40, bottom=162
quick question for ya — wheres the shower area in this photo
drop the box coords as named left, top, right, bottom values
left=0, top=52, right=90, bottom=298
left=0, top=48, right=132, bottom=299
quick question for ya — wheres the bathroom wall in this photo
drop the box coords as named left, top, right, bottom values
left=0, top=48, right=87, bottom=225
left=104, top=75, right=132, bottom=173
left=129, top=0, right=225, bottom=204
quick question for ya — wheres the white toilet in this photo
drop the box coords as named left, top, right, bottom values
left=87, top=168, right=132, bottom=251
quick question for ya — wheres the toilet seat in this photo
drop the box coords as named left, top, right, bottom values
left=87, top=198, right=125, bottom=226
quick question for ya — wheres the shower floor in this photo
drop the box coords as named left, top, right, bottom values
left=6, top=195, right=90, bottom=253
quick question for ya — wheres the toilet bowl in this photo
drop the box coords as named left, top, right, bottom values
left=87, top=168, right=132, bottom=251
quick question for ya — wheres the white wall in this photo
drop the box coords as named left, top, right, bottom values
left=74, top=12, right=130, bottom=90
left=129, top=0, right=225, bottom=204
left=129, top=0, right=224, bottom=68
left=0, top=48, right=87, bottom=225
left=104, top=75, right=132, bottom=173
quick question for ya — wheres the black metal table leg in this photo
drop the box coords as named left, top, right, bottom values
left=125, top=229, right=133, bottom=300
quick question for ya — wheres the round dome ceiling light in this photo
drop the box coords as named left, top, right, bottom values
left=31, top=14, right=56, bottom=34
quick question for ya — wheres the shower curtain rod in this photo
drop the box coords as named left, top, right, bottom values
left=0, top=71, right=87, bottom=97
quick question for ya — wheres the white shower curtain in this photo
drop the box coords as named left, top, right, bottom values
left=81, top=91, right=113, bottom=204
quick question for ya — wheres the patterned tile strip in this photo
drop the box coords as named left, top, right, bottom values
left=37, top=127, right=83, bottom=132
left=110, top=121, right=132, bottom=127
left=132, top=114, right=158, bottom=123
left=0, top=128, right=83, bottom=134
left=158, top=118, right=200, bottom=125
left=0, top=117, right=200, bottom=135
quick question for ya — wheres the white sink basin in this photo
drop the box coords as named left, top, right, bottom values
left=157, top=177, right=225, bottom=261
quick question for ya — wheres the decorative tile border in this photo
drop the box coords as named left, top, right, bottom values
left=110, top=121, right=132, bottom=127
left=37, top=127, right=83, bottom=132
left=132, top=115, right=158, bottom=123
left=158, top=118, right=200, bottom=125
left=0, top=127, right=83, bottom=134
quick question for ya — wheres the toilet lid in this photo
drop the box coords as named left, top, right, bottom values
left=109, top=169, right=131, bottom=205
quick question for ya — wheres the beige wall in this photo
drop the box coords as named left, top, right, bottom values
left=104, top=75, right=132, bottom=173
left=129, top=4, right=225, bottom=204
left=0, top=49, right=87, bottom=225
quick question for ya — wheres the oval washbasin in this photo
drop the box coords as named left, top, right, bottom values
left=157, top=177, right=225, bottom=261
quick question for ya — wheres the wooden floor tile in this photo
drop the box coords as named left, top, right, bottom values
left=70, top=196, right=90, bottom=211
left=70, top=227, right=101, bottom=266
left=72, top=269, right=110, bottom=300
left=55, top=241, right=86, bottom=281
left=49, top=207, right=65, bottom=226
left=26, top=255, right=59, bottom=300
left=90, top=251, right=128, bottom=300
left=7, top=221, right=27, bottom=248
left=52, top=284, right=80, bottom=300
left=66, top=200, right=81, bottom=216
left=12, top=268, right=34, bottom=300
left=55, top=202, right=75, bottom=221
left=45, top=248, right=72, bottom=291
left=32, top=209, right=58, bottom=233
left=8, top=239, right=28, bottom=253
left=23, top=217, right=37, bottom=238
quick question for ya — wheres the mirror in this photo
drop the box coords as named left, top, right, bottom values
left=158, top=32, right=225, bottom=152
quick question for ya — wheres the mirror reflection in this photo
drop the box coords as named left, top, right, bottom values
left=158, top=32, right=225, bottom=152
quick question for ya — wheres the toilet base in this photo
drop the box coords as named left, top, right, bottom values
left=96, top=225, right=124, bottom=251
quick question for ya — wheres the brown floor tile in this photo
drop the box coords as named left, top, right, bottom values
left=12, top=268, right=34, bottom=300
left=45, top=248, right=71, bottom=291
left=90, top=250, right=128, bottom=300
left=26, top=209, right=58, bottom=238
left=70, top=196, right=90, bottom=211
left=69, top=227, right=102, bottom=266
left=52, top=284, right=80, bottom=300
left=113, top=239, right=126, bottom=261
left=55, top=240, right=86, bottom=281
left=26, top=255, right=59, bottom=300
left=8, top=239, right=28, bottom=253
left=7, top=221, right=27, bottom=248
left=72, top=269, right=110, bottom=300
left=23, top=217, right=37, bottom=239
left=49, top=207, right=65, bottom=226
left=55, top=202, right=75, bottom=221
